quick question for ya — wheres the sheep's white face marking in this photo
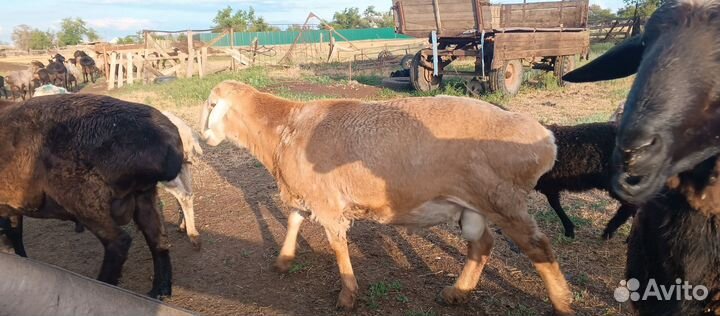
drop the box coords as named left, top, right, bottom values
left=203, top=99, right=231, bottom=146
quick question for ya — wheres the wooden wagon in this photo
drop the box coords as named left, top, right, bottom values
left=392, top=0, right=590, bottom=95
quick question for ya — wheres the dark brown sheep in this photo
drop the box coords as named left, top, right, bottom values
left=74, top=50, right=98, bottom=83
left=0, top=94, right=183, bottom=299
left=46, top=54, right=68, bottom=88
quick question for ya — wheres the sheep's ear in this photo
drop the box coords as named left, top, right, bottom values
left=562, top=35, right=644, bottom=83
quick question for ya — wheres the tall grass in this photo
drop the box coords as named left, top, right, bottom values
left=114, top=67, right=273, bottom=107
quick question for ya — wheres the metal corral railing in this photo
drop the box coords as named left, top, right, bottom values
left=198, top=27, right=412, bottom=47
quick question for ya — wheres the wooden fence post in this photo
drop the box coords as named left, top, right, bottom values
left=137, top=53, right=145, bottom=84
left=201, top=47, right=208, bottom=76
left=230, top=28, right=236, bottom=71
left=127, top=53, right=134, bottom=84
left=186, top=30, right=195, bottom=77
left=108, top=52, right=117, bottom=90
left=117, top=55, right=124, bottom=88
left=103, top=46, right=109, bottom=81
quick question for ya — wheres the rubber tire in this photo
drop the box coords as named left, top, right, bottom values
left=153, top=76, right=177, bottom=84
left=410, top=52, right=442, bottom=93
left=382, top=77, right=412, bottom=90
left=553, top=55, right=576, bottom=87
left=488, top=59, right=523, bottom=96
left=400, top=54, right=414, bottom=70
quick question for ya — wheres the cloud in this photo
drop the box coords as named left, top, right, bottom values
left=86, top=17, right=153, bottom=31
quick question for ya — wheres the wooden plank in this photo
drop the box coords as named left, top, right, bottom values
left=406, top=11, right=476, bottom=21
left=144, top=64, right=163, bottom=77
left=230, top=28, right=235, bottom=71
left=161, top=64, right=181, bottom=76
left=146, top=35, right=178, bottom=67
left=127, top=53, right=134, bottom=84
left=197, top=49, right=204, bottom=78
left=402, top=0, right=475, bottom=4
left=137, top=55, right=144, bottom=83
left=186, top=30, right=194, bottom=78
left=491, top=31, right=589, bottom=67
left=142, top=32, right=149, bottom=84
left=201, top=47, right=208, bottom=76
left=108, top=52, right=116, bottom=90
left=117, top=56, right=124, bottom=88
left=203, top=30, right=229, bottom=48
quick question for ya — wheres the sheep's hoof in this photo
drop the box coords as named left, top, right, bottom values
left=552, top=308, right=576, bottom=316
left=147, top=287, right=172, bottom=301
left=336, top=288, right=357, bottom=310
left=189, top=234, right=201, bottom=250
left=564, top=229, right=575, bottom=239
left=273, top=256, right=294, bottom=273
left=601, top=231, right=613, bottom=240
left=74, top=223, right=85, bottom=233
left=438, top=286, right=470, bottom=305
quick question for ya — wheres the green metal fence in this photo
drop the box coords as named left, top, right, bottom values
left=198, top=28, right=412, bottom=47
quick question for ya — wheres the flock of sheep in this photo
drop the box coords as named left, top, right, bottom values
left=0, top=0, right=718, bottom=315
left=0, top=50, right=98, bottom=100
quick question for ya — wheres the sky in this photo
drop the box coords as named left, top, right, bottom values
left=0, top=0, right=626, bottom=44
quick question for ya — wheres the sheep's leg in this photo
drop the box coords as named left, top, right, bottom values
left=0, top=216, right=27, bottom=257
left=163, top=166, right=201, bottom=249
left=134, top=187, right=172, bottom=299
left=440, top=212, right=493, bottom=304
left=602, top=203, right=636, bottom=240
left=497, top=214, right=574, bottom=316
left=543, top=191, right=575, bottom=238
left=45, top=166, right=133, bottom=288
left=324, top=227, right=358, bottom=310
left=274, top=210, right=305, bottom=272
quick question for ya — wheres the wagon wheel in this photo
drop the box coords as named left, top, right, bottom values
left=488, top=59, right=523, bottom=96
left=377, top=50, right=393, bottom=61
left=466, top=78, right=486, bottom=97
left=410, top=52, right=442, bottom=92
left=400, top=54, right=413, bottom=70
left=553, top=55, right=576, bottom=86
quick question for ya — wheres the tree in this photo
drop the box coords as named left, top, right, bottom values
left=57, top=17, right=100, bottom=46
left=363, top=6, right=394, bottom=28
left=12, top=25, right=53, bottom=50
left=86, top=28, right=100, bottom=42
left=588, top=4, right=617, bottom=23
left=12, top=24, right=32, bottom=50
left=617, top=0, right=661, bottom=20
left=331, top=7, right=368, bottom=29
left=212, top=6, right=278, bottom=32
left=116, top=35, right=140, bottom=44
left=329, top=6, right=395, bottom=29
left=28, top=30, right=54, bottom=50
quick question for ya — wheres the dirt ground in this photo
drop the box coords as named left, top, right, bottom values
left=4, top=62, right=634, bottom=315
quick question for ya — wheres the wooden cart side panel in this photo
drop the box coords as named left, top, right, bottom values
left=394, top=0, right=493, bottom=38
left=491, top=31, right=589, bottom=68
left=393, top=0, right=589, bottom=38
left=499, top=0, right=588, bottom=29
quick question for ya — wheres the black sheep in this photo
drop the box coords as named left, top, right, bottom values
left=0, top=94, right=183, bottom=298
left=563, top=0, right=720, bottom=313
left=537, top=122, right=637, bottom=239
